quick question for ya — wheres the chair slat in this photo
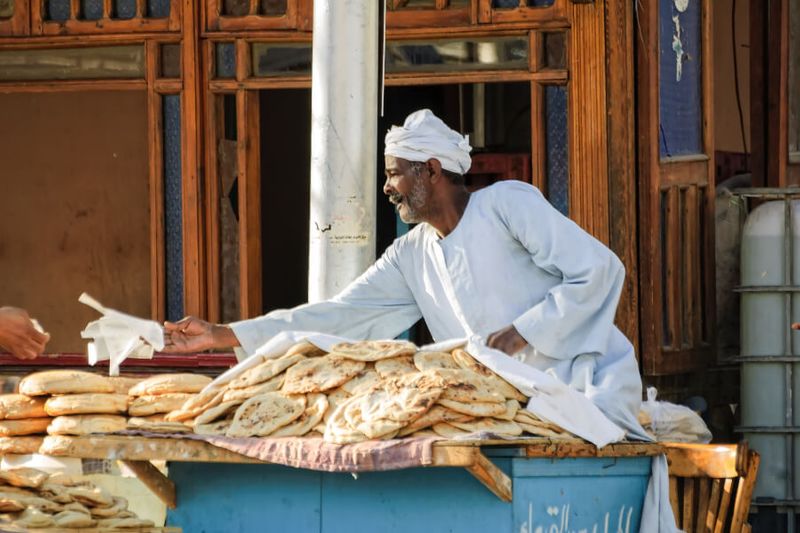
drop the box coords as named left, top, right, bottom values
left=670, top=476, right=680, bottom=524
left=695, top=477, right=711, bottom=533
left=730, top=452, right=760, bottom=533
left=683, top=478, right=696, bottom=531
left=713, top=478, right=735, bottom=533
left=706, top=479, right=722, bottom=532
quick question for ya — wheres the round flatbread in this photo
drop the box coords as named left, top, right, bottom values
left=39, top=482, right=76, bottom=504
left=282, top=356, right=365, bottom=394
left=437, top=399, right=506, bottom=418
left=284, top=340, right=327, bottom=358
left=45, top=393, right=128, bottom=416
left=128, top=393, right=195, bottom=417
left=194, top=418, right=232, bottom=436
left=107, top=376, right=144, bottom=395
left=397, top=405, right=474, bottom=437
left=193, top=400, right=243, bottom=425
left=494, top=400, right=521, bottom=421
left=90, top=497, right=127, bottom=518
left=450, top=349, right=527, bottom=401
left=430, top=369, right=505, bottom=404
left=431, top=422, right=471, bottom=439
left=129, top=373, right=212, bottom=396
left=323, top=387, right=350, bottom=423
left=47, top=415, right=127, bottom=436
left=450, top=418, right=522, bottom=437
left=96, top=517, right=155, bottom=528
left=0, top=394, right=47, bottom=420
left=323, top=399, right=368, bottom=445
left=374, top=355, right=417, bottom=379
left=271, top=394, right=329, bottom=438
left=226, top=393, right=306, bottom=438
left=164, top=388, right=225, bottom=422
left=66, top=485, right=113, bottom=507
left=330, top=340, right=417, bottom=362
left=0, top=436, right=43, bottom=455
left=11, top=507, right=55, bottom=529
left=127, top=416, right=191, bottom=434
left=62, top=502, right=91, bottom=515
left=228, top=353, right=307, bottom=390
left=0, top=497, right=25, bottom=512
left=413, top=351, right=461, bottom=371
left=0, top=467, right=48, bottom=489
left=0, top=417, right=51, bottom=437
left=19, top=370, right=113, bottom=396
left=339, top=368, right=381, bottom=396
left=54, top=510, right=96, bottom=528
left=222, top=374, right=285, bottom=402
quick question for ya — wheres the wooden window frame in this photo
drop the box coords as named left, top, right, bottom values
left=477, top=0, right=568, bottom=25
left=31, top=0, right=182, bottom=36
left=201, top=4, right=617, bottom=326
left=0, top=1, right=30, bottom=36
left=750, top=0, right=800, bottom=187
left=637, top=0, right=715, bottom=375
left=204, top=0, right=309, bottom=32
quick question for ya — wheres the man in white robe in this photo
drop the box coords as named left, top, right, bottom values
left=164, top=109, right=645, bottom=438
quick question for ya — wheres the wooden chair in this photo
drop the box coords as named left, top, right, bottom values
left=665, top=442, right=760, bottom=533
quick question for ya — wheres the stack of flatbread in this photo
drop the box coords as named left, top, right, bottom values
left=0, top=394, right=50, bottom=449
left=14, top=370, right=129, bottom=438
left=164, top=340, right=577, bottom=443
left=125, top=373, right=210, bottom=434
left=0, top=467, right=155, bottom=530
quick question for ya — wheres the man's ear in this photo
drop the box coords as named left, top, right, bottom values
left=427, top=159, right=443, bottom=182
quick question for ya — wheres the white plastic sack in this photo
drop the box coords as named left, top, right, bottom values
left=79, top=293, right=164, bottom=376
left=639, top=387, right=712, bottom=443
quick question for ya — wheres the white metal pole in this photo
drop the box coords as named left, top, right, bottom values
left=308, top=0, right=379, bottom=302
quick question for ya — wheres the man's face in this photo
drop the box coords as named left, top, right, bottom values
left=383, top=155, right=431, bottom=224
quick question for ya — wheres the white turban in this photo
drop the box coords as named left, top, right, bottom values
left=384, top=109, right=472, bottom=174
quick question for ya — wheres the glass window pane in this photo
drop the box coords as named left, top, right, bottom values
left=82, top=0, right=103, bottom=20
left=252, top=43, right=311, bottom=77
left=114, top=0, right=136, bottom=19
left=544, top=85, right=569, bottom=216
left=0, top=0, right=13, bottom=18
left=162, top=94, right=184, bottom=322
left=147, top=0, right=170, bottom=18
left=493, top=0, right=555, bottom=7
left=542, top=32, right=566, bottom=70
left=388, top=0, right=435, bottom=10
left=215, top=42, right=236, bottom=79
left=658, top=0, right=703, bottom=157
left=260, top=0, right=286, bottom=15
left=223, top=0, right=250, bottom=16
left=0, top=46, right=145, bottom=81
left=789, top=0, right=800, bottom=156
left=160, top=43, right=181, bottom=78
left=386, top=37, right=528, bottom=74
left=46, top=0, right=71, bottom=21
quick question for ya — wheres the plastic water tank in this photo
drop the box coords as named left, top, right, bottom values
left=740, top=199, right=800, bottom=504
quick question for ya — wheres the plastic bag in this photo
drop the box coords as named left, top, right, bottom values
left=638, top=387, right=712, bottom=443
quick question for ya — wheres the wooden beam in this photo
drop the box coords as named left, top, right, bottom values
left=664, top=443, right=738, bottom=479
left=604, top=0, right=639, bottom=354
left=181, top=0, right=206, bottom=318
left=147, top=40, right=167, bottom=323
left=120, top=460, right=177, bottom=509
left=466, top=451, right=513, bottom=502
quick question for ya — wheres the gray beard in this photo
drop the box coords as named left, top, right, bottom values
left=399, top=175, right=429, bottom=223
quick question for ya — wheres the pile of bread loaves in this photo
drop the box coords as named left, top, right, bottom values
left=0, top=467, right=154, bottom=529
left=0, top=340, right=576, bottom=446
left=0, top=370, right=211, bottom=452
left=164, top=340, right=576, bottom=443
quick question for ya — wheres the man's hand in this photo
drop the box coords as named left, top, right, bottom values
left=486, top=325, right=528, bottom=355
left=0, top=307, right=49, bottom=360
left=793, top=323, right=800, bottom=330
left=163, top=316, right=240, bottom=353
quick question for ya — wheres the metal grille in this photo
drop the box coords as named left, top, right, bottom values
left=544, top=85, right=568, bottom=216
left=163, top=95, right=184, bottom=323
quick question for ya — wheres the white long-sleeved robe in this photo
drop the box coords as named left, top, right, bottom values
left=231, top=181, right=645, bottom=437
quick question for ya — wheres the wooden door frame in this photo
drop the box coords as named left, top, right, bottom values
left=636, top=0, right=716, bottom=375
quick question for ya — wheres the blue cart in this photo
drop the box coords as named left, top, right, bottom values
left=36, top=435, right=660, bottom=533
